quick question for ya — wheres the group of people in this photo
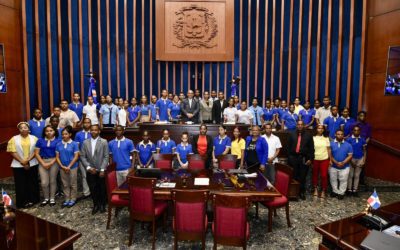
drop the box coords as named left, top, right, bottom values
left=7, top=90, right=372, bottom=214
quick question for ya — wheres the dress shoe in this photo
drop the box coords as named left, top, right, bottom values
left=330, top=192, right=338, bottom=198
left=100, top=205, right=106, bottom=213
left=338, top=194, right=344, bottom=200
left=353, top=191, right=359, bottom=197
left=299, top=193, right=306, bottom=200
left=92, top=206, right=99, bottom=215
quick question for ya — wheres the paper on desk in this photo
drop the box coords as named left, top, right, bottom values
left=156, top=182, right=176, bottom=188
left=244, top=173, right=257, bottom=178
left=194, top=178, right=209, bottom=186
left=383, top=225, right=400, bottom=238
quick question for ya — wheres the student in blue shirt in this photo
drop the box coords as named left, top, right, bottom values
left=109, top=126, right=135, bottom=186
left=346, top=125, right=367, bottom=196
left=156, top=89, right=172, bottom=121
left=69, top=93, right=84, bottom=121
left=149, top=95, right=158, bottom=121
left=299, top=101, right=315, bottom=129
left=175, top=132, right=193, bottom=169
left=282, top=104, right=299, bottom=131
left=312, top=99, right=321, bottom=128
left=329, top=130, right=353, bottom=199
left=156, top=129, right=177, bottom=154
left=127, top=97, right=141, bottom=125
left=99, top=95, right=119, bottom=128
left=276, top=100, right=289, bottom=128
left=139, top=95, right=152, bottom=122
left=341, top=107, right=356, bottom=137
left=212, top=125, right=232, bottom=166
left=135, top=130, right=156, bottom=168
left=49, top=116, right=63, bottom=140
left=35, top=125, right=61, bottom=207
left=168, top=95, right=181, bottom=120
left=323, top=106, right=345, bottom=139
left=261, top=99, right=276, bottom=125
left=55, top=126, right=79, bottom=208
left=73, top=117, right=91, bottom=198
left=248, top=97, right=264, bottom=126
left=29, top=108, right=46, bottom=139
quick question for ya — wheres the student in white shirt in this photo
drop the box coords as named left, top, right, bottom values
left=118, top=100, right=129, bottom=127
left=82, top=96, right=99, bottom=125
left=236, top=101, right=254, bottom=125
left=262, top=123, right=282, bottom=184
left=223, top=98, right=238, bottom=123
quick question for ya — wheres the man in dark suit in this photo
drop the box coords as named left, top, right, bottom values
left=212, top=91, right=228, bottom=124
left=191, top=124, right=213, bottom=168
left=80, top=124, right=110, bottom=214
left=287, top=120, right=315, bottom=200
left=180, top=90, right=200, bottom=123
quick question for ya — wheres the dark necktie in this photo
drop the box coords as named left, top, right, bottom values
left=109, top=107, right=112, bottom=124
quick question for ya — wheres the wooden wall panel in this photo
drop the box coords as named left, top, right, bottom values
left=0, top=0, right=24, bottom=178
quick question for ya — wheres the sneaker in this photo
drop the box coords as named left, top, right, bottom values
left=40, top=199, right=49, bottom=207
left=62, top=201, right=70, bottom=207
left=49, top=199, right=56, bottom=206
left=68, top=201, right=76, bottom=207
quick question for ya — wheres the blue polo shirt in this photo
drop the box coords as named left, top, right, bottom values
left=35, top=138, right=61, bottom=158
left=127, top=105, right=141, bottom=122
left=323, top=116, right=345, bottom=139
left=262, top=108, right=275, bottom=122
left=330, top=140, right=353, bottom=169
left=56, top=141, right=79, bottom=169
left=57, top=128, right=63, bottom=140
left=69, top=102, right=84, bottom=120
left=248, top=106, right=264, bottom=126
left=135, top=141, right=156, bottom=165
left=28, top=119, right=45, bottom=138
left=213, top=136, right=232, bottom=157
left=342, top=116, right=356, bottom=137
left=282, top=112, right=299, bottom=131
left=156, top=98, right=172, bottom=121
left=168, top=102, right=181, bottom=119
left=140, top=104, right=152, bottom=116
left=149, top=104, right=157, bottom=120
left=99, top=104, right=119, bottom=125
left=346, top=136, right=366, bottom=159
left=74, top=130, right=92, bottom=149
left=109, top=137, right=135, bottom=171
left=175, top=143, right=193, bottom=164
left=299, top=109, right=315, bottom=126
left=276, top=107, right=289, bottom=120
left=156, top=139, right=177, bottom=154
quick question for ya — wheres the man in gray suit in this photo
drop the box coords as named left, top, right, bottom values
left=80, top=124, right=109, bottom=214
left=180, top=90, right=200, bottom=123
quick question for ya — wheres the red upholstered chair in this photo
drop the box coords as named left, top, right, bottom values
left=260, top=163, right=292, bottom=232
left=127, top=177, right=168, bottom=249
left=217, top=154, right=237, bottom=170
left=153, top=153, right=174, bottom=169
left=212, top=194, right=250, bottom=250
left=187, top=154, right=206, bottom=170
left=172, top=190, right=209, bottom=250
left=105, top=163, right=129, bottom=229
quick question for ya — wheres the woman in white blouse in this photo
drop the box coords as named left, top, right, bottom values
left=236, top=101, right=254, bottom=125
left=223, top=98, right=237, bottom=123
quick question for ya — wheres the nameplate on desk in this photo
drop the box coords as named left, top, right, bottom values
left=194, top=178, right=210, bottom=186
left=156, top=182, right=176, bottom=188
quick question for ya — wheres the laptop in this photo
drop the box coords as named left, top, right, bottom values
left=136, top=168, right=162, bottom=179
left=360, top=230, right=400, bottom=250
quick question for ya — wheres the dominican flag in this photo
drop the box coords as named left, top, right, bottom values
left=367, top=190, right=381, bottom=210
left=87, top=76, right=98, bottom=104
left=2, top=189, right=13, bottom=206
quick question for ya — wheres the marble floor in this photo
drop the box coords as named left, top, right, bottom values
left=2, top=177, right=400, bottom=250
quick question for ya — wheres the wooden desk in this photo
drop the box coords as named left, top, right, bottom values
left=315, top=201, right=400, bottom=249
left=98, top=123, right=292, bottom=157
left=113, top=169, right=281, bottom=202
left=0, top=208, right=81, bottom=250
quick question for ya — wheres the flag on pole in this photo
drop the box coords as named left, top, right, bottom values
left=87, top=76, right=98, bottom=104
left=2, top=188, right=13, bottom=206
left=367, top=189, right=381, bottom=210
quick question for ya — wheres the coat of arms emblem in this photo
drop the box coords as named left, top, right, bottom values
left=173, top=5, right=218, bottom=49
